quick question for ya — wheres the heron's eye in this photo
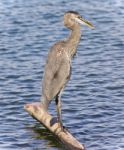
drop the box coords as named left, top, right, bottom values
left=70, top=18, right=74, bottom=22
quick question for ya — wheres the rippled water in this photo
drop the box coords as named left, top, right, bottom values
left=0, top=0, right=124, bottom=150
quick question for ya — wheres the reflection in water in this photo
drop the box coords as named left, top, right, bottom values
left=27, top=123, right=63, bottom=149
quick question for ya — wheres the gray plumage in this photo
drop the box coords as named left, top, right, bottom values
left=41, top=11, right=94, bottom=130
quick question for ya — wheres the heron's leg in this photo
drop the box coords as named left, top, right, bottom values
left=41, top=100, right=49, bottom=111
left=41, top=95, right=50, bottom=112
left=55, top=94, right=63, bottom=131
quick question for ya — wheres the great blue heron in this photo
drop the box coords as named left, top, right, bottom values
left=41, top=11, right=94, bottom=131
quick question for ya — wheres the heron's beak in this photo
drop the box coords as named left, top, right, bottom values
left=75, top=17, right=94, bottom=29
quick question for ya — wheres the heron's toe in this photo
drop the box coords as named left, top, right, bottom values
left=50, top=117, right=58, bottom=126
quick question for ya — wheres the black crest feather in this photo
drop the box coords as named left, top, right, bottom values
left=66, top=11, right=79, bottom=15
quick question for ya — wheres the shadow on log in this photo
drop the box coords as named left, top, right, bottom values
left=24, top=102, right=85, bottom=150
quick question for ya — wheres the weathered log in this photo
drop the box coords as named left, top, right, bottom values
left=24, top=102, right=85, bottom=150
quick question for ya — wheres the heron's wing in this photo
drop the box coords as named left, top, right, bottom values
left=42, top=42, right=71, bottom=100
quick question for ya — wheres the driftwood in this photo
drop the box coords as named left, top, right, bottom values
left=24, top=102, right=85, bottom=150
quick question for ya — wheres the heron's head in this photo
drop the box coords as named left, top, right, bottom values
left=64, top=11, right=94, bottom=30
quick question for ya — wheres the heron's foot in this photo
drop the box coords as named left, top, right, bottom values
left=50, top=117, right=67, bottom=132
left=50, top=117, right=58, bottom=126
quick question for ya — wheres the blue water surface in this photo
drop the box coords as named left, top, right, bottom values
left=0, top=0, right=124, bottom=150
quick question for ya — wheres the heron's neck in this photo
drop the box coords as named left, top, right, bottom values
left=67, top=25, right=81, bottom=58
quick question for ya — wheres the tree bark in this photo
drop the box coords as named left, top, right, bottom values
left=24, top=102, right=85, bottom=150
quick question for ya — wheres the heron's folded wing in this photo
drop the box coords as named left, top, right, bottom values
left=42, top=42, right=71, bottom=100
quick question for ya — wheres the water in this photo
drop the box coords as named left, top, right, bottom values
left=0, top=0, right=124, bottom=150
